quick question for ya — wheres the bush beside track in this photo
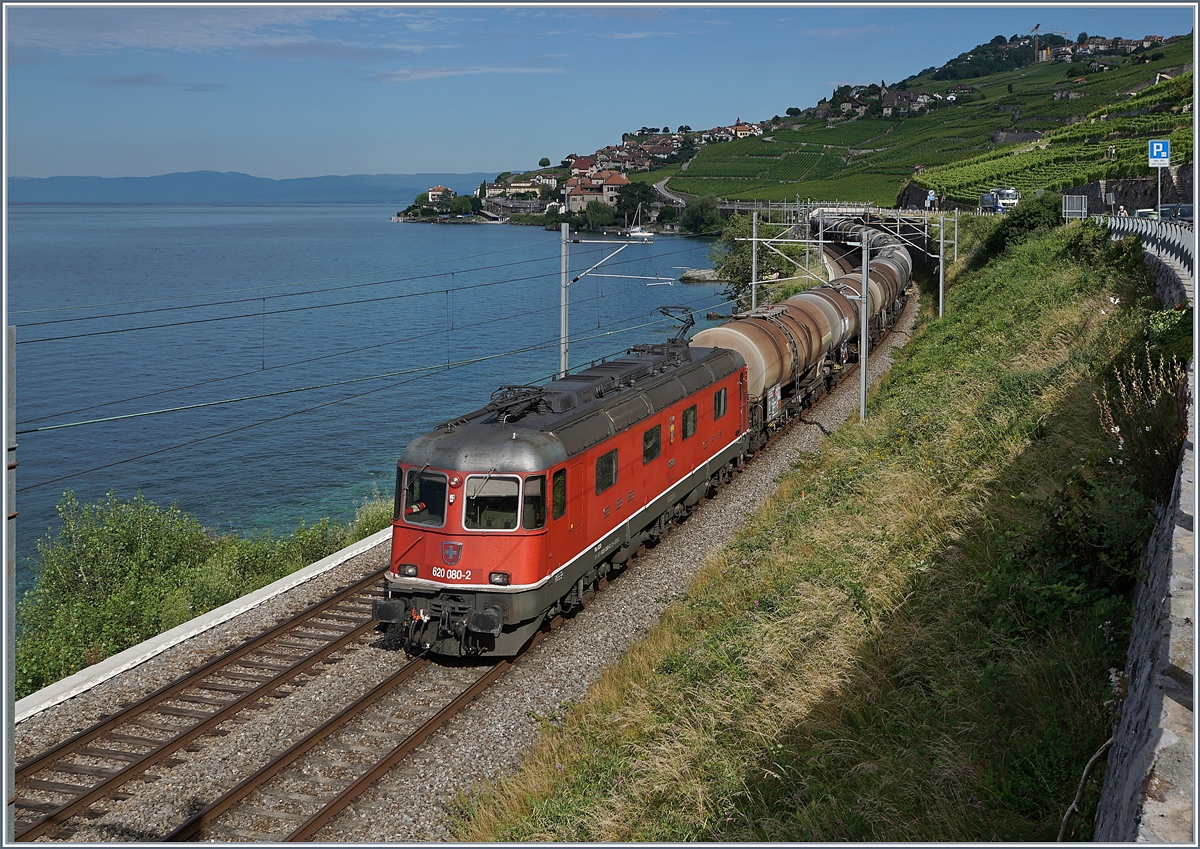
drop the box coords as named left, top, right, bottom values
left=450, top=201, right=1191, bottom=841
left=15, top=490, right=393, bottom=699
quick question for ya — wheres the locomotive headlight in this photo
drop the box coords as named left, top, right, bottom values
left=400, top=563, right=419, bottom=577
left=449, top=476, right=461, bottom=488
left=489, top=572, right=510, bottom=586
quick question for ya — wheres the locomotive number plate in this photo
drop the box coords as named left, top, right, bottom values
left=431, top=567, right=473, bottom=581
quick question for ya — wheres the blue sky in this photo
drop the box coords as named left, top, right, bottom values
left=4, top=2, right=1195, bottom=179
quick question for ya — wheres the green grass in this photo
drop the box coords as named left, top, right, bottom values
left=449, top=206, right=1190, bottom=842
left=15, top=488, right=394, bottom=698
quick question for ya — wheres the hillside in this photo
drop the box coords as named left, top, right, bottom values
left=643, top=33, right=1192, bottom=207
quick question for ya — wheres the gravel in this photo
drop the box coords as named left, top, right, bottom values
left=17, top=293, right=918, bottom=843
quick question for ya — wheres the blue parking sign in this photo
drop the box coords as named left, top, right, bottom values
left=1149, top=139, right=1170, bottom=167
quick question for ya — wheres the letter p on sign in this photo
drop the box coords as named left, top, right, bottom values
left=1149, top=139, right=1170, bottom=167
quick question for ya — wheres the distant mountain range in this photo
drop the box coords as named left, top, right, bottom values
left=6, top=170, right=497, bottom=204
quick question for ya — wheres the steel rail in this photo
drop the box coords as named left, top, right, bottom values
left=163, top=657, right=432, bottom=841
left=14, top=567, right=387, bottom=841
left=285, top=654, right=519, bottom=841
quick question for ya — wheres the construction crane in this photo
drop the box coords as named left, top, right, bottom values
left=1029, top=24, right=1072, bottom=62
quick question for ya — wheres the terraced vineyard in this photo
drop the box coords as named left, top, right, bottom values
left=918, top=71, right=1194, bottom=204
left=659, top=33, right=1192, bottom=207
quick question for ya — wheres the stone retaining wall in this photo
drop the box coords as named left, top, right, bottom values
left=1093, top=246, right=1194, bottom=842
left=1064, top=165, right=1194, bottom=216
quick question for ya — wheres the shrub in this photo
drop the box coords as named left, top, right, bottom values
left=16, top=488, right=394, bottom=699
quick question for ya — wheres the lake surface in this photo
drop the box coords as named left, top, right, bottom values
left=7, top=205, right=729, bottom=598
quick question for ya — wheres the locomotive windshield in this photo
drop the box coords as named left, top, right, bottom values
left=464, top=474, right=520, bottom=530
left=401, top=467, right=447, bottom=527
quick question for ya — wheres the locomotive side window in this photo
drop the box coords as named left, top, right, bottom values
left=714, top=387, right=727, bottom=420
left=464, top=475, right=520, bottom=530
left=595, top=449, right=618, bottom=494
left=552, top=469, right=566, bottom=519
left=523, top=475, right=547, bottom=530
left=402, top=468, right=448, bottom=527
left=682, top=405, right=697, bottom=439
left=643, top=424, right=661, bottom=464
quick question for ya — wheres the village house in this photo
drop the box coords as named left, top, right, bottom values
left=569, top=155, right=598, bottom=177
left=427, top=185, right=453, bottom=204
left=730, top=118, right=762, bottom=138
left=562, top=170, right=629, bottom=212
left=881, top=90, right=931, bottom=117
left=840, top=97, right=868, bottom=116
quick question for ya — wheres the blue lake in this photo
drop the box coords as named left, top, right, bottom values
left=7, top=204, right=729, bottom=598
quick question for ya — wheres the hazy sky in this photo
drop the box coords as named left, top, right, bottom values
left=5, top=2, right=1195, bottom=179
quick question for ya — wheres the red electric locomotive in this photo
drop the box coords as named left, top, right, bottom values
left=372, top=335, right=749, bottom=656
left=373, top=217, right=915, bottom=657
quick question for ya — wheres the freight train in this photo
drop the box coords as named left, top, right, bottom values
left=372, top=218, right=914, bottom=656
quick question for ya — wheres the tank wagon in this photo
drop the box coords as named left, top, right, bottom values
left=372, top=219, right=913, bottom=656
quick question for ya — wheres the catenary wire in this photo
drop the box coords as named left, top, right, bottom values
left=15, top=301, right=735, bottom=493
left=15, top=239, right=718, bottom=344
left=17, top=292, right=733, bottom=435
left=8, top=235, right=574, bottom=316
left=17, top=275, right=726, bottom=425
left=14, top=245, right=597, bottom=328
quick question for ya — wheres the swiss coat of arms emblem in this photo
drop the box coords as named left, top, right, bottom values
left=441, top=541, right=463, bottom=566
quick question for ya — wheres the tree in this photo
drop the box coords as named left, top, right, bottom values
left=539, top=157, right=551, bottom=167
left=1077, top=31, right=1088, bottom=44
left=449, top=195, right=474, bottom=215
left=615, top=181, right=656, bottom=218
left=1007, top=82, right=1014, bottom=93
left=657, top=205, right=678, bottom=224
left=413, top=191, right=429, bottom=207
left=681, top=196, right=721, bottom=235
left=785, top=107, right=802, bottom=116
left=709, top=214, right=801, bottom=302
left=584, top=200, right=615, bottom=230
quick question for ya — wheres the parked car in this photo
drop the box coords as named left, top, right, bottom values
left=1160, top=203, right=1193, bottom=223
left=1134, top=208, right=1158, bottom=219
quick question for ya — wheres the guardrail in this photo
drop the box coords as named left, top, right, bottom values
left=1094, top=214, right=1196, bottom=279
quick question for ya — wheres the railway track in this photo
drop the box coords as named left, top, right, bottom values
left=13, top=569, right=388, bottom=841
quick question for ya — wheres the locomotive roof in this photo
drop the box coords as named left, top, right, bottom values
left=399, top=341, right=744, bottom=472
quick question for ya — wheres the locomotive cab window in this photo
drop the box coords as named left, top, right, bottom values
left=682, top=405, right=697, bottom=439
left=551, top=469, right=566, bottom=519
left=595, top=449, right=618, bottom=494
left=401, top=468, right=448, bottom=527
left=714, top=387, right=727, bottom=420
left=643, top=424, right=661, bottom=464
left=464, top=474, right=520, bottom=530
left=523, top=475, right=547, bottom=530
